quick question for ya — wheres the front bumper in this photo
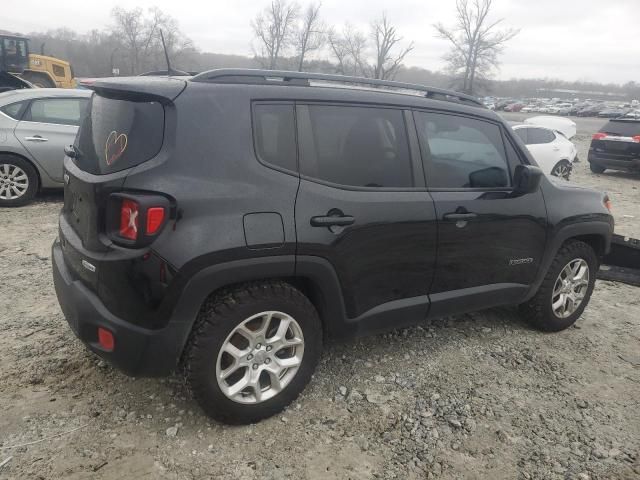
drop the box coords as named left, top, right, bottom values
left=52, top=239, right=186, bottom=376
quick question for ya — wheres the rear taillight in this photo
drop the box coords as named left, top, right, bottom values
left=633, top=135, right=640, bottom=143
left=592, top=132, right=607, bottom=140
left=107, top=193, right=172, bottom=247
left=146, top=207, right=166, bottom=235
left=119, top=199, right=139, bottom=240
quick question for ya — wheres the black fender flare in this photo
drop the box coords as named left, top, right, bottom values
left=524, top=220, right=613, bottom=301
left=167, top=254, right=349, bottom=363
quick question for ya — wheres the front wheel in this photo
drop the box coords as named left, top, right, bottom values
left=184, top=282, right=322, bottom=424
left=520, top=240, right=597, bottom=332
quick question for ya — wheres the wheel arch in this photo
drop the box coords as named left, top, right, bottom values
left=524, top=220, right=613, bottom=302
left=170, top=255, right=349, bottom=365
left=0, top=151, right=42, bottom=191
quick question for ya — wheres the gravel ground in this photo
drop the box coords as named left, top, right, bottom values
left=0, top=126, right=639, bottom=480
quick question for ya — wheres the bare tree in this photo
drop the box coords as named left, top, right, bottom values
left=294, top=3, right=325, bottom=72
left=110, top=7, right=193, bottom=75
left=371, top=14, right=414, bottom=80
left=252, top=0, right=299, bottom=70
left=327, top=24, right=369, bottom=77
left=435, top=0, right=518, bottom=94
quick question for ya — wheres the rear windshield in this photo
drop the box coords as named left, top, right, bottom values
left=600, top=120, right=640, bottom=137
left=74, top=93, right=165, bottom=174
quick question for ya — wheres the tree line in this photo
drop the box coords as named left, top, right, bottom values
left=21, top=1, right=639, bottom=99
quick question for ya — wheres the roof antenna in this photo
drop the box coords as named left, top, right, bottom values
left=159, top=29, right=171, bottom=76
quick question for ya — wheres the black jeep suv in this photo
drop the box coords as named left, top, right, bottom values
left=588, top=118, right=640, bottom=174
left=52, top=69, right=614, bottom=424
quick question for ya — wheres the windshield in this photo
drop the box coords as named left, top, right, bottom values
left=1, top=38, right=29, bottom=72
left=74, top=93, right=165, bottom=174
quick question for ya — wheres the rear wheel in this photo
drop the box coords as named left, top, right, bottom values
left=520, top=240, right=597, bottom=332
left=551, top=160, right=572, bottom=180
left=20, top=72, right=56, bottom=88
left=589, top=162, right=606, bottom=174
left=184, top=281, right=322, bottom=424
left=0, top=155, right=38, bottom=207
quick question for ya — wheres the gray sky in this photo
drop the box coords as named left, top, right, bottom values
left=3, top=0, right=638, bottom=84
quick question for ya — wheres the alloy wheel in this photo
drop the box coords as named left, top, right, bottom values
left=552, top=162, right=571, bottom=180
left=0, top=164, right=29, bottom=200
left=552, top=258, right=590, bottom=318
left=216, top=311, right=305, bottom=404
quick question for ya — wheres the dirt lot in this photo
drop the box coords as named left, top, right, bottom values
left=1, top=121, right=639, bottom=480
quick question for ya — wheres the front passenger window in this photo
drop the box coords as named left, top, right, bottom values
left=414, top=111, right=510, bottom=189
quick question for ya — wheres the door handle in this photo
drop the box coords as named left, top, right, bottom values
left=310, top=213, right=355, bottom=227
left=24, top=135, right=48, bottom=142
left=443, top=212, right=477, bottom=221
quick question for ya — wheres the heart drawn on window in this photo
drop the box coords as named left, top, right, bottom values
left=105, top=131, right=128, bottom=166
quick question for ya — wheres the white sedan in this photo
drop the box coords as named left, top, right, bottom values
left=512, top=124, right=578, bottom=180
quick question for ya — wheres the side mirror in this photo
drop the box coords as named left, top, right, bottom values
left=512, top=164, right=542, bottom=196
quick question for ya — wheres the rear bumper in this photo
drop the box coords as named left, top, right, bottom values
left=52, top=239, right=186, bottom=376
left=588, top=153, right=640, bottom=171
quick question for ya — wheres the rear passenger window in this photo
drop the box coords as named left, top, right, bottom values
left=526, top=128, right=555, bottom=144
left=0, top=101, right=26, bottom=119
left=253, top=103, right=297, bottom=172
left=414, top=111, right=510, bottom=189
left=297, top=105, right=413, bottom=188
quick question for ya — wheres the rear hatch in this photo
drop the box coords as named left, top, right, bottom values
left=590, top=119, right=640, bottom=161
left=60, top=77, right=186, bottom=286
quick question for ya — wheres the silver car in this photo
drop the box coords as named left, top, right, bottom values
left=0, top=88, right=91, bottom=206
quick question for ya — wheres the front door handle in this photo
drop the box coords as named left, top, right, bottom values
left=311, top=208, right=355, bottom=228
left=24, top=135, right=48, bottom=142
left=443, top=212, right=477, bottom=221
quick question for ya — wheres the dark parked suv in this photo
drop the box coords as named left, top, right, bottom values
left=588, top=118, right=640, bottom=174
left=52, top=70, right=614, bottom=424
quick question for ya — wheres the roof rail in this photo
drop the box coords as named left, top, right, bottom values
left=191, top=68, right=485, bottom=108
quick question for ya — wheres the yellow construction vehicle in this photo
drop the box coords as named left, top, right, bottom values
left=1, top=31, right=76, bottom=91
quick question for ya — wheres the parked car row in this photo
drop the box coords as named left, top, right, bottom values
left=492, top=96, right=640, bottom=119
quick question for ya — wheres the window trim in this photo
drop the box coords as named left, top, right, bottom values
left=295, top=101, right=420, bottom=192
left=413, top=108, right=520, bottom=192
left=251, top=100, right=299, bottom=178
left=21, top=97, right=88, bottom=127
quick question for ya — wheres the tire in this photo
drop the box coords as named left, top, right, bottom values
left=184, top=281, right=323, bottom=424
left=520, top=240, right=597, bottom=332
left=20, top=72, right=56, bottom=88
left=551, top=160, right=572, bottom=180
left=589, top=162, right=606, bottom=174
left=0, top=154, right=39, bottom=207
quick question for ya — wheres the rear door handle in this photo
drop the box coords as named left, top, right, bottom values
left=24, top=135, right=48, bottom=142
left=310, top=214, right=355, bottom=227
left=443, top=212, right=477, bottom=221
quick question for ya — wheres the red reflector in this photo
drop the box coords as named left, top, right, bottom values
left=146, top=207, right=165, bottom=235
left=98, top=327, right=115, bottom=351
left=592, top=132, right=607, bottom=140
left=119, top=199, right=139, bottom=240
